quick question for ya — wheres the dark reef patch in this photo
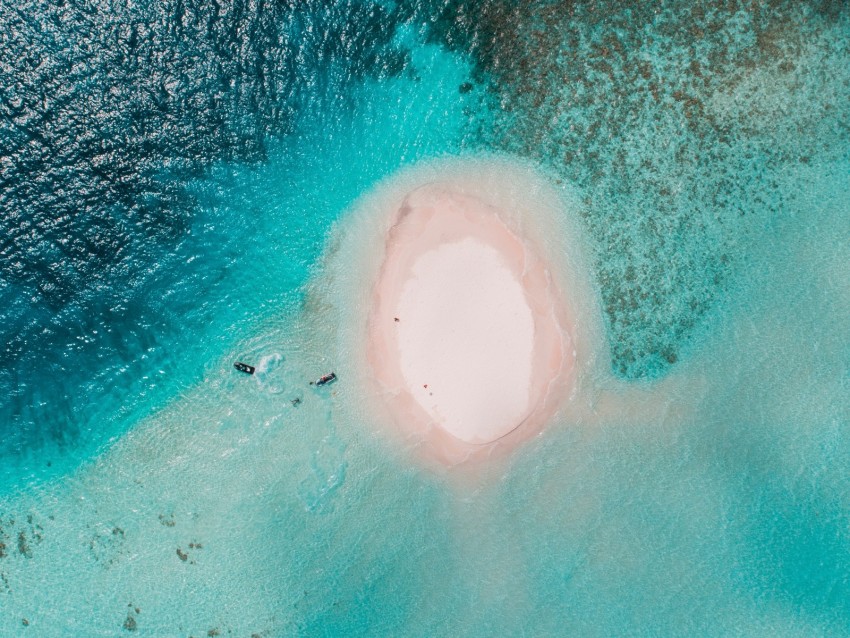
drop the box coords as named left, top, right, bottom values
left=122, top=604, right=142, bottom=632
left=421, top=0, right=850, bottom=378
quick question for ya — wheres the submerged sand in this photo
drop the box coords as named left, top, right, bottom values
left=368, top=183, right=576, bottom=462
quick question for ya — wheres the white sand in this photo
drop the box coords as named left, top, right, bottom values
left=368, top=183, right=575, bottom=460
left=396, top=236, right=534, bottom=443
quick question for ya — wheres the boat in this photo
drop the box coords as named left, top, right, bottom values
left=234, top=362, right=255, bottom=375
left=315, top=372, right=337, bottom=386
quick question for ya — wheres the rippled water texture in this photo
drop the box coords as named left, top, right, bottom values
left=429, top=0, right=849, bottom=376
left=0, top=0, right=849, bottom=636
left=0, top=0, right=480, bottom=484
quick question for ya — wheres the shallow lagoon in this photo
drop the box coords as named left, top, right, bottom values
left=1, top=1, right=848, bottom=636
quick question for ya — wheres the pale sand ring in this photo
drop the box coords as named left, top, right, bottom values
left=368, top=183, right=576, bottom=463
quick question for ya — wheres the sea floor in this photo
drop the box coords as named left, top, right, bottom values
left=1, top=1, right=849, bottom=636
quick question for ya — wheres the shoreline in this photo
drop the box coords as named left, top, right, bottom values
left=366, top=182, right=577, bottom=465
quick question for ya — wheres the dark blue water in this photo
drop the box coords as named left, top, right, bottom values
left=3, top=0, right=848, bottom=482
left=0, top=0, right=417, bottom=486
left=0, top=2, right=849, bottom=634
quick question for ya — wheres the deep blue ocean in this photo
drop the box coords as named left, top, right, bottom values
left=1, top=0, right=848, bottom=636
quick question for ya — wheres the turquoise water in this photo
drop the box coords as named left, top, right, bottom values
left=1, top=1, right=849, bottom=636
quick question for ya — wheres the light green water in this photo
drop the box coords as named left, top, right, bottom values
left=1, top=3, right=848, bottom=637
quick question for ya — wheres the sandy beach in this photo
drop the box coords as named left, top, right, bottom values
left=368, top=183, right=576, bottom=463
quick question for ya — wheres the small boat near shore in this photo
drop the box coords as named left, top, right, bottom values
left=234, top=362, right=255, bottom=375
left=313, top=372, right=337, bottom=386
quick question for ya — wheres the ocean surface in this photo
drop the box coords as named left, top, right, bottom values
left=0, top=0, right=848, bottom=636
